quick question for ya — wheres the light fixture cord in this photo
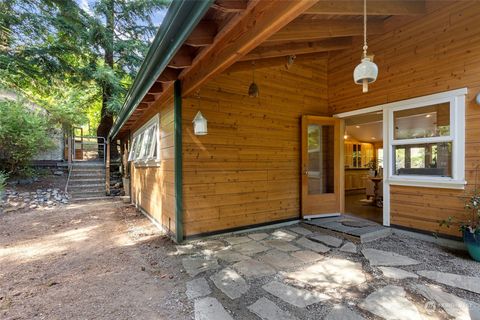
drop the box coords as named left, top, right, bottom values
left=252, top=61, right=256, bottom=82
left=363, top=0, right=368, bottom=58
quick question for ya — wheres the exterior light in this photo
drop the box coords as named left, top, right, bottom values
left=193, top=111, right=207, bottom=135
left=353, top=0, right=378, bottom=93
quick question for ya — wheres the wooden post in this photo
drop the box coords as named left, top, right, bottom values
left=106, top=140, right=111, bottom=196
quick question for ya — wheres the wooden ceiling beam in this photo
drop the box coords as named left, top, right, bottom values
left=185, top=21, right=217, bottom=47
left=266, top=19, right=383, bottom=43
left=240, top=37, right=352, bottom=61
left=304, top=0, right=426, bottom=16
left=168, top=46, right=194, bottom=69
left=180, top=0, right=320, bottom=97
left=143, top=94, right=155, bottom=103
left=149, top=82, right=163, bottom=94
left=211, top=0, right=247, bottom=13
left=157, top=67, right=180, bottom=83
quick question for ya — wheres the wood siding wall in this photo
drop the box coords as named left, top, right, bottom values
left=181, top=57, right=329, bottom=236
left=328, top=2, right=480, bottom=236
left=130, top=97, right=176, bottom=236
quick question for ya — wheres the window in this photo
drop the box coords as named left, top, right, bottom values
left=377, top=148, right=384, bottom=169
left=128, top=114, right=160, bottom=165
left=387, top=88, right=466, bottom=189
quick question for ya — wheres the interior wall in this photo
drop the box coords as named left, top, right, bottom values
left=182, top=57, right=329, bottom=236
left=130, top=94, right=176, bottom=236
left=328, top=1, right=480, bottom=236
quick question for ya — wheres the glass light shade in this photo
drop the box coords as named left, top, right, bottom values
left=353, top=57, right=378, bottom=85
left=193, top=111, right=207, bottom=135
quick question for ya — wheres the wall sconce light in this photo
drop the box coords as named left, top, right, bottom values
left=193, top=111, right=207, bottom=135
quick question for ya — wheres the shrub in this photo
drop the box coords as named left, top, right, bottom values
left=0, top=99, right=54, bottom=174
left=0, top=171, right=7, bottom=193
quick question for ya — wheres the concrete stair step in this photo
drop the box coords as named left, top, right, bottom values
left=71, top=196, right=115, bottom=202
left=69, top=178, right=106, bottom=184
left=69, top=190, right=106, bottom=198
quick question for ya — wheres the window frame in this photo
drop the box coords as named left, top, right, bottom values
left=129, top=114, right=160, bottom=167
left=386, top=88, right=466, bottom=189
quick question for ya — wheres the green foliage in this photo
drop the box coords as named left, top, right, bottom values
left=0, top=171, right=7, bottom=193
left=0, top=99, right=54, bottom=174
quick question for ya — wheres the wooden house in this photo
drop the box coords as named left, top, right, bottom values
left=109, top=0, right=480, bottom=243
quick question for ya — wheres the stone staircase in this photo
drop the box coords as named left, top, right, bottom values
left=67, top=162, right=109, bottom=201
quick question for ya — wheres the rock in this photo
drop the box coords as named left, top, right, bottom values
left=325, top=305, right=365, bottom=320
left=53, top=170, right=64, bottom=176
left=417, top=270, right=480, bottom=294
left=272, top=229, right=297, bottom=241
left=197, top=240, right=226, bottom=252
left=214, top=250, right=249, bottom=263
left=248, top=233, right=269, bottom=241
left=224, top=236, right=251, bottom=245
left=232, top=241, right=269, bottom=256
left=290, top=250, right=323, bottom=263
left=262, top=281, right=330, bottom=308
left=296, top=237, right=330, bottom=253
left=285, top=258, right=366, bottom=289
left=289, top=226, right=312, bottom=236
left=359, top=285, right=422, bottom=320
left=413, top=283, right=480, bottom=319
left=233, top=258, right=276, bottom=278
left=194, top=297, right=234, bottom=320
left=307, top=233, right=343, bottom=248
left=339, top=242, right=357, bottom=253
left=379, top=267, right=418, bottom=280
left=182, top=257, right=219, bottom=277
left=248, top=297, right=297, bottom=320
left=186, top=277, right=211, bottom=300
left=263, top=239, right=300, bottom=252
left=259, top=250, right=301, bottom=270
left=362, top=248, right=420, bottom=266
left=175, top=244, right=196, bottom=255
left=29, top=204, right=37, bottom=209
left=210, top=268, right=249, bottom=299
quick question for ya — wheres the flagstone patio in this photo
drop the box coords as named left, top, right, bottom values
left=177, top=223, right=480, bottom=320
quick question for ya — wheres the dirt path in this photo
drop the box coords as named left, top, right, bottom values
left=0, top=200, right=192, bottom=320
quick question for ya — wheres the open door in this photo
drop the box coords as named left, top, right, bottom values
left=301, top=115, right=344, bottom=219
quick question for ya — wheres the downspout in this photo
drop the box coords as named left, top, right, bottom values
left=174, top=80, right=183, bottom=243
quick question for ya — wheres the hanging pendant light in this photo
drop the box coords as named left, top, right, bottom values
left=248, top=61, right=259, bottom=97
left=353, top=0, right=378, bottom=93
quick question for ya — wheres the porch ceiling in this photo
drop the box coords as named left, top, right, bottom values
left=115, top=0, right=431, bottom=138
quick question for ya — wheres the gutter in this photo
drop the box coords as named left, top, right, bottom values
left=109, top=0, right=214, bottom=140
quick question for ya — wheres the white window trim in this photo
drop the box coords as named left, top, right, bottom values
left=130, top=114, right=161, bottom=167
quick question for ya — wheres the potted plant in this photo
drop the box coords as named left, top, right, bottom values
left=366, top=159, right=378, bottom=176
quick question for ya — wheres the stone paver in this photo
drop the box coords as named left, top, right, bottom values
left=359, top=285, right=422, bottom=320
left=290, top=250, right=323, bottom=263
left=186, top=277, right=211, bottom=300
left=182, top=257, right=219, bottom=277
left=362, top=248, right=420, bottom=266
left=248, top=297, right=298, bottom=320
left=233, top=258, right=276, bottom=278
left=307, top=233, right=343, bottom=247
left=197, top=239, right=227, bottom=251
left=262, top=281, right=330, bottom=308
left=417, top=270, right=480, bottom=294
left=289, top=226, right=312, bottom=236
left=325, top=305, right=365, bottom=320
left=248, top=232, right=269, bottom=241
left=339, top=242, right=357, bottom=253
left=225, top=236, right=251, bottom=245
left=272, top=229, right=297, bottom=241
left=286, top=258, right=366, bottom=289
left=195, top=297, right=234, bottom=320
left=414, top=283, right=480, bottom=319
left=259, top=250, right=301, bottom=270
left=214, top=249, right=249, bottom=263
left=263, top=239, right=300, bottom=252
left=210, top=268, right=249, bottom=299
left=379, top=267, right=418, bottom=280
left=233, top=241, right=269, bottom=256
left=296, top=237, right=330, bottom=253
left=175, top=244, right=196, bottom=255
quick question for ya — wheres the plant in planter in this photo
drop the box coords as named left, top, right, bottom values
left=366, top=159, right=378, bottom=176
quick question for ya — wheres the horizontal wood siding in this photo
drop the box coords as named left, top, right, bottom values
left=182, top=57, right=329, bottom=236
left=130, top=97, right=176, bottom=236
left=328, top=2, right=480, bottom=236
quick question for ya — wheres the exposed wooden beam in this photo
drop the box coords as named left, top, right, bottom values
left=304, top=0, right=426, bottom=16
left=180, top=0, right=320, bottom=97
left=157, top=67, right=180, bottom=83
left=211, top=0, right=247, bottom=13
left=144, top=94, right=155, bottom=102
left=227, top=52, right=328, bottom=73
left=168, top=46, right=194, bottom=69
left=266, top=19, right=384, bottom=43
left=149, top=82, right=163, bottom=94
left=185, top=21, right=217, bottom=47
left=241, top=37, right=352, bottom=61
left=137, top=102, right=149, bottom=109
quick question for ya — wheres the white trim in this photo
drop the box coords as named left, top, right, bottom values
left=334, top=105, right=383, bottom=118
left=133, top=114, right=160, bottom=138
left=131, top=114, right=160, bottom=164
left=388, top=178, right=466, bottom=189
left=382, top=107, right=390, bottom=226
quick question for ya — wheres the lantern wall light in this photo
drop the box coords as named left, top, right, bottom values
left=193, top=111, right=207, bottom=135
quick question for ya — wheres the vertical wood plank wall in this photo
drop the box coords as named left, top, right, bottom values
left=181, top=58, right=329, bottom=236
left=328, top=2, right=480, bottom=236
left=130, top=98, right=176, bottom=236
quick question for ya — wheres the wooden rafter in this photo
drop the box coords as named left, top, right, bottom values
left=211, top=0, right=247, bottom=13
left=180, top=0, right=321, bottom=97
left=157, top=67, right=180, bottom=83
left=149, top=82, right=163, bottom=94
left=266, top=19, right=384, bottom=43
left=241, top=37, right=352, bottom=61
left=304, top=0, right=426, bottom=16
left=185, top=21, right=217, bottom=47
left=168, top=46, right=194, bottom=69
left=227, top=52, right=328, bottom=73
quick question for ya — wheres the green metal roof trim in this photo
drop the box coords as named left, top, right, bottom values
left=109, top=0, right=214, bottom=140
